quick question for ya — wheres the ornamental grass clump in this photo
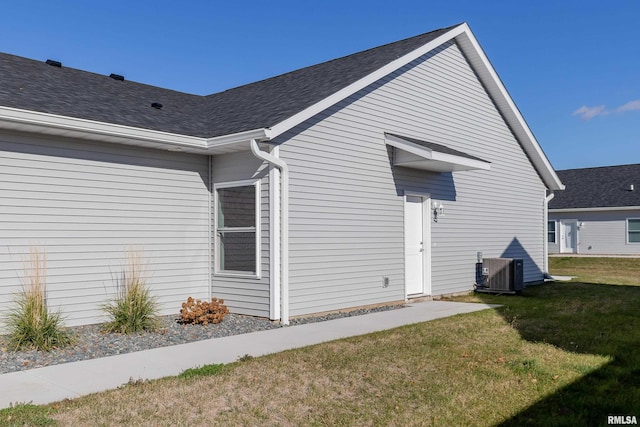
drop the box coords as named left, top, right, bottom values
left=102, top=248, right=159, bottom=334
left=5, top=247, right=74, bottom=351
left=180, top=297, right=229, bottom=325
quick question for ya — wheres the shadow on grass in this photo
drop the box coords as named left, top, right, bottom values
left=473, top=282, right=640, bottom=426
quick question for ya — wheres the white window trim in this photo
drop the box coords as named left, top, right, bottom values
left=626, top=218, right=640, bottom=245
left=547, top=220, right=557, bottom=244
left=213, top=179, right=261, bottom=278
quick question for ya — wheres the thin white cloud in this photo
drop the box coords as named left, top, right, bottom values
left=616, top=100, right=640, bottom=112
left=573, top=99, right=640, bottom=121
left=572, top=105, right=606, bottom=121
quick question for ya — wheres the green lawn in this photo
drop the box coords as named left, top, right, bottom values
left=2, top=257, right=639, bottom=426
left=549, top=255, right=640, bottom=286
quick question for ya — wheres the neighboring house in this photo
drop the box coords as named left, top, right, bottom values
left=549, top=164, right=640, bottom=255
left=0, top=22, right=563, bottom=327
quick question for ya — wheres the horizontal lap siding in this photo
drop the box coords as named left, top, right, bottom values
left=211, top=150, right=270, bottom=317
left=279, top=41, right=546, bottom=316
left=550, top=210, right=640, bottom=255
left=0, top=132, right=210, bottom=328
left=282, top=130, right=404, bottom=315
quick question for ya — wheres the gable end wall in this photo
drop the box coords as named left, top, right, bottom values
left=278, top=40, right=547, bottom=316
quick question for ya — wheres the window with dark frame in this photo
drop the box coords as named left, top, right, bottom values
left=547, top=221, right=556, bottom=243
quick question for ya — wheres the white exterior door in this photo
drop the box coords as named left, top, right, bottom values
left=405, top=195, right=430, bottom=295
left=560, top=220, right=578, bottom=253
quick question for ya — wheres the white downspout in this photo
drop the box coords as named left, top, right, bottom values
left=544, top=191, right=555, bottom=275
left=250, top=139, right=290, bottom=325
left=208, top=155, right=213, bottom=300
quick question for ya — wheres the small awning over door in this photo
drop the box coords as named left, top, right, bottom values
left=385, top=133, right=491, bottom=172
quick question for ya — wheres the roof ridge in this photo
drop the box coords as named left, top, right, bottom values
left=558, top=163, right=640, bottom=172
left=207, top=23, right=463, bottom=98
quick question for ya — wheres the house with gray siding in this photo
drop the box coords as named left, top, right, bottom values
left=0, top=23, right=563, bottom=327
left=549, top=164, right=640, bottom=255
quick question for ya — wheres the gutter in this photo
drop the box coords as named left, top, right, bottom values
left=250, top=139, right=290, bottom=325
left=550, top=205, right=640, bottom=213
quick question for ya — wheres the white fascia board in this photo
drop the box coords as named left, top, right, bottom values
left=453, top=24, right=564, bottom=191
left=385, top=133, right=491, bottom=171
left=267, top=26, right=465, bottom=140
left=430, top=151, right=491, bottom=171
left=550, top=206, right=640, bottom=213
left=0, top=106, right=273, bottom=154
left=205, top=128, right=271, bottom=150
left=0, top=106, right=207, bottom=151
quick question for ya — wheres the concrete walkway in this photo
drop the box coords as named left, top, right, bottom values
left=0, top=300, right=497, bottom=409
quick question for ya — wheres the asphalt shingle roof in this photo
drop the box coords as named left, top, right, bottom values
left=0, top=24, right=459, bottom=138
left=549, top=164, right=640, bottom=209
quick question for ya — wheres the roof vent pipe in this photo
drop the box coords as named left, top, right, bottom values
left=630, top=184, right=635, bottom=191
left=45, top=59, right=62, bottom=67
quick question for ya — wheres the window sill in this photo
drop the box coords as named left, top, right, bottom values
left=214, top=272, right=262, bottom=280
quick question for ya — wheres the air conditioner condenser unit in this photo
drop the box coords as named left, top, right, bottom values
left=475, top=258, right=524, bottom=294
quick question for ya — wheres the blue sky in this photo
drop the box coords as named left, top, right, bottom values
left=1, top=0, right=639, bottom=170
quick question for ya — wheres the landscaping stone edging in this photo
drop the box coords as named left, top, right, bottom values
left=0, top=304, right=404, bottom=374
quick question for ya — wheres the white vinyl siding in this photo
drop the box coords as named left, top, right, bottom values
left=278, top=40, right=547, bottom=316
left=0, top=131, right=210, bottom=328
left=549, top=210, right=640, bottom=255
left=211, top=150, right=271, bottom=317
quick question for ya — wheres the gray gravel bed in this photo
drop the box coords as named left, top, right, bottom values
left=0, top=304, right=404, bottom=374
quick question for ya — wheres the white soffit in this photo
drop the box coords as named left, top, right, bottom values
left=385, top=134, right=491, bottom=172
